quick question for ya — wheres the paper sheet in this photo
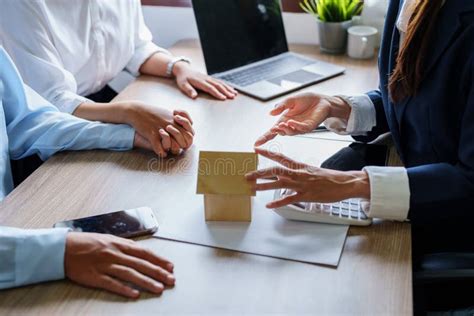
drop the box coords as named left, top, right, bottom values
left=153, top=190, right=348, bottom=267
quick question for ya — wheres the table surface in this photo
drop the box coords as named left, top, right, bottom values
left=0, top=40, right=412, bottom=315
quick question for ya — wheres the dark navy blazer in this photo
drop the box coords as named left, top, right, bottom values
left=355, top=0, right=474, bottom=223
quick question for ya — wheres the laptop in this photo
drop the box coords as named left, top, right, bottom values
left=192, top=0, right=346, bottom=101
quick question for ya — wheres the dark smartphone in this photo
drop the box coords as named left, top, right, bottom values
left=53, top=207, right=158, bottom=238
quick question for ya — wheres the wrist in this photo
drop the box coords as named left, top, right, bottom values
left=118, top=101, right=142, bottom=126
left=327, top=96, right=352, bottom=121
left=172, top=61, right=190, bottom=77
left=347, top=170, right=371, bottom=200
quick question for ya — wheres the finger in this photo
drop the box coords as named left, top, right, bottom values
left=150, top=131, right=167, bottom=158
left=165, top=125, right=187, bottom=148
left=206, top=79, right=236, bottom=99
left=254, top=148, right=307, bottom=169
left=270, top=125, right=293, bottom=136
left=121, top=245, right=174, bottom=272
left=274, top=124, right=297, bottom=136
left=286, top=120, right=315, bottom=133
left=174, top=110, right=193, bottom=124
left=114, top=254, right=175, bottom=286
left=174, top=115, right=195, bottom=135
left=220, top=81, right=238, bottom=95
left=245, top=166, right=296, bottom=180
left=179, top=81, right=198, bottom=99
left=159, top=129, right=171, bottom=151
left=254, top=131, right=278, bottom=146
left=182, top=131, right=194, bottom=149
left=95, top=275, right=140, bottom=299
left=254, top=179, right=297, bottom=191
left=192, top=79, right=227, bottom=100
left=170, top=140, right=181, bottom=155
left=270, top=100, right=293, bottom=116
left=267, top=193, right=302, bottom=208
left=108, top=265, right=165, bottom=295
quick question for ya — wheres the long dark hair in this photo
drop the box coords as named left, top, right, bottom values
left=388, top=0, right=444, bottom=103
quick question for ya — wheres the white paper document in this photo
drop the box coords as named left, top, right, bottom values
left=153, top=190, right=349, bottom=267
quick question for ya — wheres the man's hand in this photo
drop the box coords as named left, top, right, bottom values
left=128, top=103, right=194, bottom=157
left=65, top=232, right=175, bottom=299
left=173, top=62, right=238, bottom=100
left=255, top=93, right=351, bottom=146
left=245, top=148, right=370, bottom=208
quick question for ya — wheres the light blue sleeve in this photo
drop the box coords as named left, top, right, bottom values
left=0, top=227, right=70, bottom=289
left=0, top=48, right=135, bottom=161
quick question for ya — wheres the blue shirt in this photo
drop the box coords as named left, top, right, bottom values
left=0, top=47, right=135, bottom=289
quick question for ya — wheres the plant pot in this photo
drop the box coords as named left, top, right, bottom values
left=316, top=19, right=353, bottom=54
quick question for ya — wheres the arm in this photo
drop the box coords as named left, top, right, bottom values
left=406, top=58, right=474, bottom=223
left=1, top=49, right=134, bottom=160
left=0, top=227, right=69, bottom=289
left=0, top=227, right=176, bottom=297
left=0, top=1, right=194, bottom=157
left=254, top=91, right=380, bottom=146
left=126, top=1, right=236, bottom=100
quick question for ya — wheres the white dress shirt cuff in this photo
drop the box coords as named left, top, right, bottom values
left=50, top=90, right=91, bottom=114
left=324, top=94, right=377, bottom=136
left=14, top=228, right=70, bottom=287
left=362, top=166, right=411, bottom=221
left=126, top=43, right=171, bottom=77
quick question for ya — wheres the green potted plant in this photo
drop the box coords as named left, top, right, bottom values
left=300, top=0, right=364, bottom=54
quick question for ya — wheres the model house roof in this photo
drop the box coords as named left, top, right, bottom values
left=197, top=151, right=258, bottom=196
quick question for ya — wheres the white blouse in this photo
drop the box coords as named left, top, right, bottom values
left=0, top=0, right=168, bottom=113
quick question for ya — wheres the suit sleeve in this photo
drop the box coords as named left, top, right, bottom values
left=407, top=58, right=474, bottom=223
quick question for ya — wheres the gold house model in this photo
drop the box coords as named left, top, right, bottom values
left=197, top=151, right=258, bottom=222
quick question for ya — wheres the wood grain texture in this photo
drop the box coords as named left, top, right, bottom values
left=0, top=40, right=411, bottom=315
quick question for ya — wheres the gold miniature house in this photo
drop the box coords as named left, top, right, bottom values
left=197, top=151, right=258, bottom=222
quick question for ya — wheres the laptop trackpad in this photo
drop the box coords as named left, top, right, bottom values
left=268, top=70, right=323, bottom=88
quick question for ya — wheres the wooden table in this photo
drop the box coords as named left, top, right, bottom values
left=0, top=40, right=412, bottom=315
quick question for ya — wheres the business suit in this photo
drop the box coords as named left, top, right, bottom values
left=355, top=0, right=474, bottom=224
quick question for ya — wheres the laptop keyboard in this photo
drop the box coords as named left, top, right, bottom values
left=216, top=55, right=314, bottom=87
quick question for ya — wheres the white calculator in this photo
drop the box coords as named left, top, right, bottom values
left=273, top=189, right=372, bottom=226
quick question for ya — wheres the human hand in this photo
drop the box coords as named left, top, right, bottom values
left=245, top=148, right=370, bottom=208
left=173, top=62, right=238, bottom=100
left=64, top=232, right=175, bottom=299
left=128, top=102, right=194, bottom=157
left=254, top=93, right=351, bottom=146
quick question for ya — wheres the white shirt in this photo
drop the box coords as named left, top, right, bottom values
left=0, top=0, right=168, bottom=114
left=324, top=0, right=419, bottom=221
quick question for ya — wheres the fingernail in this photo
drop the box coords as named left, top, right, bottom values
left=167, top=275, right=175, bottom=284
left=130, top=289, right=140, bottom=298
left=153, top=282, right=164, bottom=292
left=167, top=263, right=174, bottom=271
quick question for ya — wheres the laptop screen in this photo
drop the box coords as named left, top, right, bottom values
left=192, top=0, right=289, bottom=75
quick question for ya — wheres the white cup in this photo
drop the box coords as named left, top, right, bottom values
left=347, top=26, right=378, bottom=59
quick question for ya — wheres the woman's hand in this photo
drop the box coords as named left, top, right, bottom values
left=173, top=62, right=238, bottom=100
left=245, top=148, right=370, bottom=208
left=127, top=102, right=194, bottom=158
left=255, top=92, right=351, bottom=146
left=65, top=232, right=175, bottom=299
